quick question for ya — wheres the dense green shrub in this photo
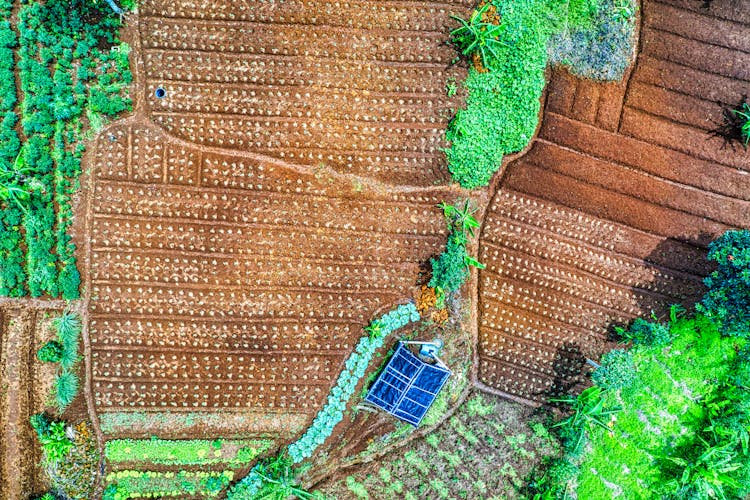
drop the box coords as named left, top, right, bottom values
left=698, top=229, right=750, bottom=337
left=590, top=349, right=635, bottom=390
left=548, top=0, right=637, bottom=80
left=429, top=237, right=470, bottom=293
left=617, top=317, right=671, bottom=346
left=103, top=483, right=130, bottom=500
left=30, top=414, right=73, bottom=463
left=429, top=200, right=484, bottom=293
left=38, top=340, right=64, bottom=363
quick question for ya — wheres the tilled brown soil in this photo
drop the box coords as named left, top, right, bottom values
left=0, top=303, right=67, bottom=500
left=476, top=0, right=750, bottom=403
left=85, top=0, right=470, bottom=442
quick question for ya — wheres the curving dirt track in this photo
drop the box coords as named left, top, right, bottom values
left=476, top=0, right=750, bottom=403
left=85, top=0, right=471, bottom=440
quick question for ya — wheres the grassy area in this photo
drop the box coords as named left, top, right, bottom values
left=318, top=391, right=559, bottom=499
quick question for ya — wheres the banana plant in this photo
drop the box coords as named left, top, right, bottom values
left=552, top=386, right=621, bottom=452
left=0, top=149, right=42, bottom=213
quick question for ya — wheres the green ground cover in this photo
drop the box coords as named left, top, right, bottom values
left=105, top=438, right=274, bottom=467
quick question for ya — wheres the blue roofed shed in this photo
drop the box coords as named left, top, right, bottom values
left=364, top=342, right=452, bottom=426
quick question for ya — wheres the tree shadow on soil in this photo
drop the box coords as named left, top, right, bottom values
left=538, top=235, right=712, bottom=404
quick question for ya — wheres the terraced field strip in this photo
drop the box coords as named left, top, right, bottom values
left=477, top=0, right=750, bottom=402
left=0, top=308, right=34, bottom=500
left=136, top=0, right=471, bottom=186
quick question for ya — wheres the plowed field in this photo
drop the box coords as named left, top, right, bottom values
left=0, top=302, right=67, bottom=499
left=85, top=0, right=468, bottom=439
left=476, top=0, right=750, bottom=403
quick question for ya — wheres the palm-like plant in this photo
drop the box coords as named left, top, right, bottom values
left=552, top=386, right=621, bottom=452
left=253, top=454, right=319, bottom=500
left=449, top=3, right=508, bottom=70
left=665, top=438, right=741, bottom=500
left=0, top=151, right=43, bottom=212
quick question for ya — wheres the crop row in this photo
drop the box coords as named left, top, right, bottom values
left=91, top=251, right=415, bottom=290
left=151, top=113, right=446, bottom=155
left=92, top=182, right=446, bottom=235
left=90, top=217, right=442, bottom=262
left=149, top=82, right=450, bottom=124
left=140, top=0, right=467, bottom=31
left=89, top=317, right=360, bottom=351
left=105, top=470, right=233, bottom=499
left=143, top=51, right=456, bottom=94
left=92, top=350, right=341, bottom=383
left=105, top=438, right=273, bottom=466
left=93, top=380, right=324, bottom=409
left=141, top=18, right=453, bottom=64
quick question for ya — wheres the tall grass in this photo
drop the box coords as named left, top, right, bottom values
left=54, top=370, right=79, bottom=411
left=54, top=310, right=81, bottom=370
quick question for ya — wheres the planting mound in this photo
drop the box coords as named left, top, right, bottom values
left=477, top=0, right=750, bottom=402
left=84, top=0, right=477, bottom=440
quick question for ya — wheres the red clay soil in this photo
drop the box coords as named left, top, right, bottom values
left=84, top=0, right=471, bottom=440
left=476, top=0, right=750, bottom=403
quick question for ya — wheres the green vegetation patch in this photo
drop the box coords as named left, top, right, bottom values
left=577, top=314, right=748, bottom=499
left=318, top=392, right=559, bottom=499
left=105, top=438, right=274, bottom=466
left=104, top=470, right=234, bottom=499
left=446, top=0, right=636, bottom=188
left=1, top=0, right=131, bottom=298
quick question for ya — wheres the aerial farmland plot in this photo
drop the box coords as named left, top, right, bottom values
left=2, top=0, right=750, bottom=499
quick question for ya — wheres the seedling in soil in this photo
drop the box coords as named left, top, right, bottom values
left=710, top=96, right=750, bottom=150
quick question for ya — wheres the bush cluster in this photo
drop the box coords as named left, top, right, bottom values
left=548, top=0, right=637, bottom=81
left=287, top=303, right=420, bottom=463
left=1, top=0, right=131, bottom=299
left=590, top=349, right=635, bottom=390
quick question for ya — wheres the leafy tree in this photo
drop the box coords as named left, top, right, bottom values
left=30, top=414, right=73, bottom=463
left=698, top=230, right=750, bottom=337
